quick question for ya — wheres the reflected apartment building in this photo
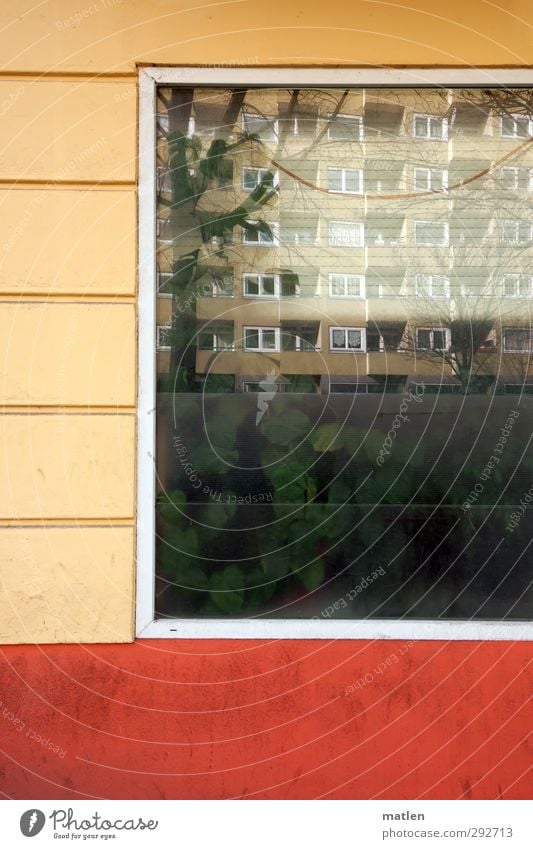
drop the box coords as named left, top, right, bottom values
left=154, top=87, right=533, bottom=396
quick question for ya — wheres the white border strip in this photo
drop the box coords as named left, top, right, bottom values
left=144, top=67, right=533, bottom=87
left=139, top=618, right=533, bottom=641
left=137, top=67, right=533, bottom=640
left=136, top=69, right=158, bottom=636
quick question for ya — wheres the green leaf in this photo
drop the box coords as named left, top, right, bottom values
left=261, top=409, right=310, bottom=446
left=209, top=565, right=245, bottom=613
left=312, top=423, right=343, bottom=452
left=298, top=559, right=326, bottom=591
left=201, top=497, right=238, bottom=528
left=156, top=490, right=187, bottom=523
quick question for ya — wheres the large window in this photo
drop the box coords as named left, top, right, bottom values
left=413, top=113, right=448, bottom=140
left=327, top=167, right=363, bottom=194
left=243, top=326, right=281, bottom=352
left=415, top=327, right=451, bottom=351
left=328, top=220, right=364, bottom=247
left=415, top=220, right=449, bottom=246
left=329, top=273, right=365, bottom=298
left=138, top=68, right=533, bottom=640
left=329, top=327, right=366, bottom=352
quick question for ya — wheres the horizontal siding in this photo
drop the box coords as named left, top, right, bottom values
left=0, top=526, right=134, bottom=643
left=0, top=303, right=135, bottom=405
left=0, top=80, right=136, bottom=181
left=0, top=414, right=135, bottom=519
left=0, top=1, right=531, bottom=72
left=0, top=190, right=136, bottom=295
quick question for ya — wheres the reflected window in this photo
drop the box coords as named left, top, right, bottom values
left=329, top=273, right=365, bottom=298
left=327, top=114, right=363, bottom=140
left=328, top=221, right=364, bottom=247
left=330, top=327, right=366, bottom=352
left=501, top=114, right=531, bottom=138
left=416, top=327, right=451, bottom=351
left=328, top=167, right=363, bottom=194
left=503, top=328, right=533, bottom=352
left=243, top=326, right=281, bottom=352
left=415, top=221, right=449, bottom=246
left=413, top=113, right=448, bottom=140
left=243, top=167, right=277, bottom=192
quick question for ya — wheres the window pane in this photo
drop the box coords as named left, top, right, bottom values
left=345, top=170, right=360, bottom=192
left=332, top=329, right=346, bottom=348
left=329, top=116, right=360, bottom=139
left=417, top=329, right=431, bottom=348
left=262, top=276, right=276, bottom=295
left=433, top=330, right=446, bottom=349
left=346, top=277, right=361, bottom=296
left=501, top=115, right=515, bottom=136
left=505, top=329, right=530, bottom=351
left=244, top=276, right=259, bottom=295
left=243, top=169, right=258, bottom=190
left=515, top=117, right=529, bottom=138
left=152, top=83, right=533, bottom=627
left=327, top=169, right=343, bottom=191
left=347, top=330, right=362, bottom=349
left=330, top=275, right=344, bottom=296
left=244, top=328, right=259, bottom=348
left=429, top=117, right=443, bottom=138
left=432, top=277, right=447, bottom=297
left=414, top=169, right=429, bottom=190
left=414, top=116, right=427, bottom=137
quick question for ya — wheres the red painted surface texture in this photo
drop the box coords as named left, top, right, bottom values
left=0, top=640, right=531, bottom=799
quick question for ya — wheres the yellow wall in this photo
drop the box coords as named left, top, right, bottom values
left=1, top=0, right=531, bottom=643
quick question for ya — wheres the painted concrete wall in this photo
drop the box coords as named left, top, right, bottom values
left=0, top=0, right=531, bottom=799
left=0, top=639, right=531, bottom=798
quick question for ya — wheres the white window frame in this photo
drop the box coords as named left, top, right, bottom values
left=329, top=326, right=366, bottom=352
left=415, top=327, right=451, bottom=351
left=503, top=273, right=533, bottom=298
left=415, top=274, right=451, bottom=298
left=503, top=327, right=533, bottom=353
left=328, top=220, right=364, bottom=247
left=326, top=113, right=363, bottom=141
left=242, top=221, right=279, bottom=246
left=242, top=166, right=278, bottom=192
left=328, top=273, right=365, bottom=298
left=413, top=166, right=448, bottom=192
left=500, top=166, right=520, bottom=191
left=243, top=272, right=280, bottom=298
left=242, top=111, right=278, bottom=141
left=502, top=220, right=532, bottom=245
left=500, top=113, right=532, bottom=139
left=138, top=66, right=533, bottom=641
left=327, top=167, right=363, bottom=194
left=243, top=325, right=281, bottom=352
left=413, top=113, right=448, bottom=140
left=197, top=326, right=235, bottom=351
left=414, top=220, right=449, bottom=246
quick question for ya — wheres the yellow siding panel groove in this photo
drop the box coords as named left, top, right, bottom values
left=0, top=303, right=136, bottom=406
left=0, top=414, right=135, bottom=520
left=0, top=81, right=137, bottom=182
left=0, top=526, right=135, bottom=643
left=0, top=190, right=136, bottom=296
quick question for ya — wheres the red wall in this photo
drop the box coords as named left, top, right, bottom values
left=0, top=640, right=531, bottom=799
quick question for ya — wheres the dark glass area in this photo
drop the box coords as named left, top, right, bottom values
left=155, top=394, right=533, bottom=620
